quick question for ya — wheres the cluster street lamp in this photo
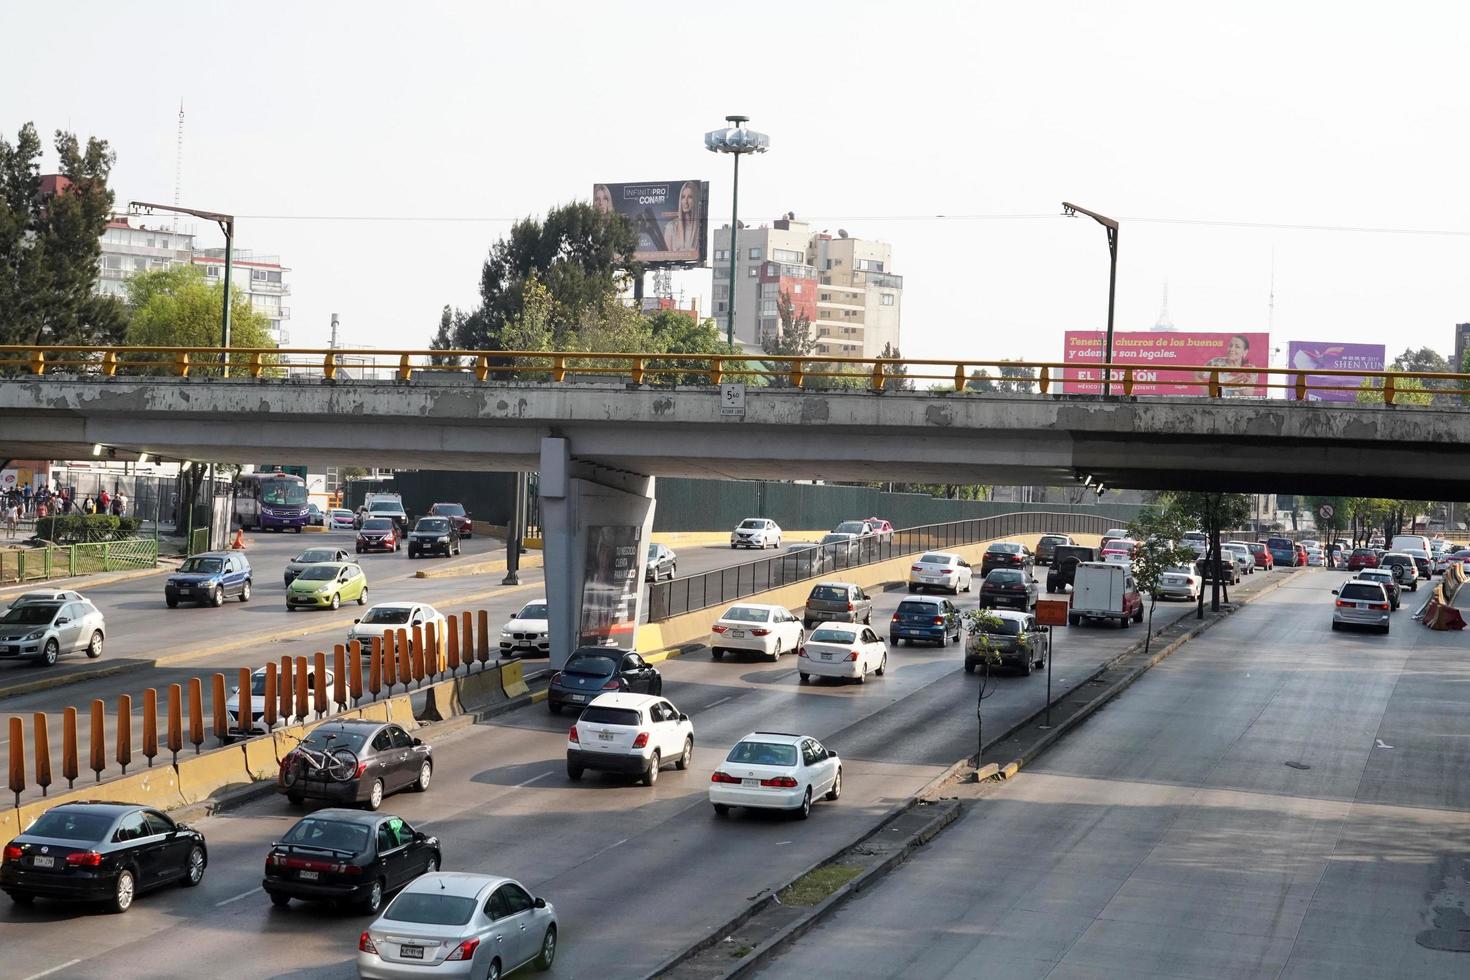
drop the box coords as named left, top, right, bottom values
left=1061, top=202, right=1119, bottom=396
left=705, top=116, right=770, bottom=347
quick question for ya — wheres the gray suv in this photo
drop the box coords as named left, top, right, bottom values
left=803, top=582, right=874, bottom=628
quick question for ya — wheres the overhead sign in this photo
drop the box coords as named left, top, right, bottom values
left=720, top=383, right=746, bottom=417
left=1062, top=331, right=1270, bottom=397
left=1287, top=341, right=1386, bottom=402
left=1034, top=599, right=1069, bottom=627
left=592, top=180, right=709, bottom=267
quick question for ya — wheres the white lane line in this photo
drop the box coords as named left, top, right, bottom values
left=23, top=960, right=82, bottom=980
left=584, top=837, right=628, bottom=862
left=516, top=771, right=553, bottom=787
left=214, top=886, right=262, bottom=907
left=704, top=696, right=732, bottom=709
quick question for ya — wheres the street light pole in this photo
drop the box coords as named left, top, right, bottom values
left=727, top=150, right=740, bottom=347
left=1062, top=203, right=1120, bottom=396
left=130, top=201, right=236, bottom=376
left=705, top=115, right=770, bottom=350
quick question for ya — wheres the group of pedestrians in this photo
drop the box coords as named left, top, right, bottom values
left=2, top=484, right=130, bottom=538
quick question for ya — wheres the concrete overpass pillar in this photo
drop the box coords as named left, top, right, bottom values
left=539, top=437, right=657, bottom=671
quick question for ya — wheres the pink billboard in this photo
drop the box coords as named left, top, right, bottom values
left=1062, top=331, right=1270, bottom=396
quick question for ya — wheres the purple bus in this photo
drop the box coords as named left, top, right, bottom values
left=234, top=471, right=309, bottom=532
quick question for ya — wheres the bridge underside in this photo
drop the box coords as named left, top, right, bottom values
left=3, top=378, right=1467, bottom=498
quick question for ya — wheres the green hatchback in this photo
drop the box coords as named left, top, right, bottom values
left=285, top=562, right=368, bottom=611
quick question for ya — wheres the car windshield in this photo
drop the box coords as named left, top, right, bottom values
left=1040, top=536, right=1068, bottom=545
left=361, top=606, right=412, bottom=624
left=1359, top=571, right=1391, bottom=582
left=821, top=533, right=851, bottom=545
left=982, top=618, right=1023, bottom=636
left=430, top=504, right=465, bottom=517
left=987, top=543, right=1020, bottom=554
left=384, top=892, right=478, bottom=926
left=726, top=741, right=798, bottom=767
left=248, top=671, right=269, bottom=695
left=297, top=566, right=338, bottom=582
left=809, top=586, right=849, bottom=601
left=299, top=728, right=367, bottom=753
left=25, top=809, right=114, bottom=842
left=647, top=545, right=659, bottom=559
left=566, top=654, right=617, bottom=676
left=1267, top=538, right=1293, bottom=550
left=917, top=554, right=950, bottom=565
left=1339, top=583, right=1384, bottom=601
left=260, top=479, right=308, bottom=506
left=739, top=520, right=765, bottom=529
left=415, top=519, right=449, bottom=533
left=810, top=628, right=858, bottom=644
left=1, top=603, right=59, bottom=625
left=987, top=570, right=1024, bottom=583
left=179, top=557, right=223, bottom=574
left=331, top=510, right=353, bottom=518
left=281, top=817, right=369, bottom=853
left=834, top=521, right=867, bottom=535
left=517, top=603, right=548, bottom=619
left=1165, top=566, right=1195, bottom=575
left=369, top=502, right=400, bottom=513
left=897, top=601, right=941, bottom=616
left=721, top=606, right=771, bottom=623
left=363, top=518, right=393, bottom=530
left=786, top=545, right=818, bottom=555
left=296, top=550, right=336, bottom=563
left=579, top=706, right=641, bottom=726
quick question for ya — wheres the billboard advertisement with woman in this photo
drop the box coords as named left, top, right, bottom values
left=578, top=525, right=642, bottom=650
left=1062, top=331, right=1270, bottom=396
left=592, top=180, right=709, bottom=266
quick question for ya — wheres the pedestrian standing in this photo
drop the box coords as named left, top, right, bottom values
left=4, top=499, right=17, bottom=539
left=99, top=488, right=111, bottom=514
left=21, top=484, right=31, bottom=515
left=83, top=496, right=96, bottom=515
left=115, top=491, right=128, bottom=518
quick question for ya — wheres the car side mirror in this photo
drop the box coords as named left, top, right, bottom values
left=353, top=618, right=361, bottom=624
left=534, top=896, right=547, bottom=909
left=1331, top=589, right=1339, bottom=595
left=415, top=831, right=427, bottom=842
left=55, top=617, right=69, bottom=625
left=679, top=713, right=690, bottom=722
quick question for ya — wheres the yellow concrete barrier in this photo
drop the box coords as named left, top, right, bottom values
left=175, top=747, right=253, bottom=806
left=240, top=734, right=282, bottom=781
left=0, top=806, right=21, bottom=841
left=500, top=659, right=529, bottom=698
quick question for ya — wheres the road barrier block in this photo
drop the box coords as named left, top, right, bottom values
left=352, top=701, right=392, bottom=723
left=0, top=806, right=21, bottom=842
left=384, top=694, right=415, bottom=726
left=175, top=748, right=251, bottom=806
left=500, top=659, right=529, bottom=698
left=239, top=734, right=280, bottom=781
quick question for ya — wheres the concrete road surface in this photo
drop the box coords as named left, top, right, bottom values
left=754, top=571, right=1469, bottom=980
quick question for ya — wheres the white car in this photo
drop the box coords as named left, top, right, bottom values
left=347, top=602, right=448, bottom=648
left=1222, top=542, right=1255, bottom=575
left=907, top=551, right=973, bottom=594
left=1154, top=564, right=1202, bottom=601
left=1305, top=547, right=1325, bottom=567
left=565, top=692, right=694, bottom=785
left=709, top=731, right=841, bottom=820
left=709, top=603, right=803, bottom=661
left=730, top=518, right=782, bottom=550
left=225, top=664, right=339, bottom=734
left=328, top=508, right=356, bottom=530
left=500, top=598, right=549, bottom=658
left=798, top=623, right=888, bottom=684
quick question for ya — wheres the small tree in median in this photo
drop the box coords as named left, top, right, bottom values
left=1127, top=509, right=1201, bottom=656
left=962, top=607, right=1006, bottom=776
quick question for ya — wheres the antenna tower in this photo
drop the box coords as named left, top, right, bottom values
left=172, top=100, right=184, bottom=232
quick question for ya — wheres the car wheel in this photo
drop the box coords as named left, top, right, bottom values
left=826, top=766, right=842, bottom=801
left=875, top=653, right=886, bottom=676
left=1330, top=621, right=1341, bottom=631
left=287, top=790, right=304, bottom=806
left=1021, top=654, right=1033, bottom=676
left=677, top=736, right=693, bottom=770
left=86, top=631, right=104, bottom=659
left=330, top=592, right=341, bottom=611
left=240, top=580, right=251, bottom=603
left=799, top=672, right=810, bottom=683
left=795, top=787, right=813, bottom=820
left=423, top=851, right=439, bottom=877
left=166, top=598, right=178, bottom=608
left=712, top=803, right=730, bottom=816
left=270, top=892, right=291, bottom=908
left=365, top=778, right=384, bottom=811
left=891, top=635, right=901, bottom=646
left=39, top=639, right=58, bottom=667
left=907, top=584, right=916, bottom=593
left=211, top=586, right=224, bottom=607
left=362, top=878, right=385, bottom=914
left=964, top=661, right=975, bottom=673
left=548, top=702, right=561, bottom=715
left=181, top=845, right=206, bottom=886
left=110, top=868, right=136, bottom=913
left=535, top=925, right=557, bottom=971
left=566, top=763, right=583, bottom=781
left=413, top=761, right=432, bottom=792
left=855, top=665, right=866, bottom=684
left=771, top=639, right=782, bottom=662
left=642, top=751, right=660, bottom=786
left=355, top=546, right=362, bottom=554
left=863, top=611, right=872, bottom=625
left=358, top=587, right=367, bottom=606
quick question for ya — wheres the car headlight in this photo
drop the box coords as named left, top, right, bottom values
left=316, top=586, right=332, bottom=594
left=437, top=536, right=449, bottom=542
left=500, top=629, right=513, bottom=637
left=24, top=630, right=46, bottom=641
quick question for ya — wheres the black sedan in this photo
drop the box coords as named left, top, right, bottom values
left=980, top=541, right=1034, bottom=577
left=979, top=568, right=1038, bottom=611
left=263, top=809, right=439, bottom=914
left=278, top=719, right=433, bottom=811
left=1, top=801, right=207, bottom=912
left=966, top=610, right=1046, bottom=675
left=548, top=647, right=662, bottom=714
left=406, top=517, right=461, bottom=559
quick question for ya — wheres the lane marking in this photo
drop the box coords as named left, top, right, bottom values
left=516, top=771, right=552, bottom=787
left=24, top=960, right=82, bottom=980
left=584, top=837, right=628, bottom=862
left=214, top=886, right=262, bottom=907
left=704, top=696, right=732, bottom=709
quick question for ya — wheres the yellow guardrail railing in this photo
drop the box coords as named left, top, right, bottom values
left=2, top=345, right=1467, bottom=405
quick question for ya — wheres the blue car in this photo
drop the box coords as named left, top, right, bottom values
left=889, top=596, right=963, bottom=646
left=165, top=552, right=253, bottom=607
left=1264, top=536, right=1298, bottom=568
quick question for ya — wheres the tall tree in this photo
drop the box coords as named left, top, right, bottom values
left=879, top=342, right=912, bottom=391
left=453, top=201, right=639, bottom=351
left=0, top=123, right=126, bottom=346
left=429, top=305, right=463, bottom=366
left=966, top=362, right=1038, bottom=393
left=124, top=265, right=275, bottom=375
left=1162, top=491, right=1253, bottom=615
left=1127, top=507, right=1202, bottom=655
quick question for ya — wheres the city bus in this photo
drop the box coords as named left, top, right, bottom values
left=234, top=470, right=310, bottom=532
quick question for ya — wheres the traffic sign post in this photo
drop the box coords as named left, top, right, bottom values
left=1034, top=600, right=1068, bottom=729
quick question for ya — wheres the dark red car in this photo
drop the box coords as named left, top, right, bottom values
left=427, top=502, right=473, bottom=539
left=1346, top=548, right=1379, bottom=571
left=355, top=517, right=399, bottom=554
left=1247, top=542, right=1273, bottom=570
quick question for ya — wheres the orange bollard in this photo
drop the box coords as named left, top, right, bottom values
left=263, top=663, right=278, bottom=730
left=166, top=687, right=182, bottom=764
left=142, top=690, right=157, bottom=768
left=349, top=640, right=364, bottom=703
left=314, top=652, right=328, bottom=717
left=34, top=713, right=52, bottom=795
left=334, top=645, right=348, bottom=710
left=116, top=694, right=133, bottom=775
left=187, top=677, right=204, bottom=754
left=382, top=630, right=398, bottom=693
left=410, top=624, right=425, bottom=684
left=238, top=668, right=253, bottom=738
left=279, top=656, right=294, bottom=722
left=90, top=699, right=106, bottom=781
left=425, top=621, right=440, bottom=679
left=294, top=656, right=309, bottom=722
left=461, top=611, right=474, bottom=670
left=446, top=621, right=461, bottom=675
left=211, top=674, right=228, bottom=744
left=476, top=609, right=490, bottom=664
left=368, top=636, right=383, bottom=699
left=8, top=717, right=25, bottom=807
left=63, top=706, right=79, bottom=789
left=396, top=629, right=411, bottom=690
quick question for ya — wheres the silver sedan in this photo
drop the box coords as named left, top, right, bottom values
left=358, top=872, right=557, bottom=979
left=0, top=598, right=106, bottom=667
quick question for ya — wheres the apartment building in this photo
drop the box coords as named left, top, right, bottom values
left=95, top=217, right=196, bottom=300
left=193, top=248, right=292, bottom=345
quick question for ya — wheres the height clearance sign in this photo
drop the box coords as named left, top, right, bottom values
left=1062, top=331, right=1270, bottom=397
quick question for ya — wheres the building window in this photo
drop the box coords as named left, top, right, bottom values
left=714, top=249, right=729, bottom=261
left=133, top=257, right=147, bottom=271
left=792, top=283, right=802, bottom=294
left=714, top=267, right=729, bottom=279
left=820, top=293, right=831, bottom=301
left=714, top=285, right=728, bottom=300
left=205, top=265, right=220, bottom=277
left=773, top=248, right=803, bottom=263
left=881, top=293, right=895, bottom=306
left=716, top=302, right=727, bottom=313
left=748, top=247, right=762, bottom=260
left=760, top=301, right=777, bottom=316
left=103, top=255, right=122, bottom=270
left=748, top=266, right=759, bottom=277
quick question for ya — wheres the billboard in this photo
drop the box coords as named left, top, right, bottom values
left=1062, top=331, right=1270, bottom=396
left=592, top=180, right=709, bottom=266
left=578, top=525, right=642, bottom=650
left=1286, top=341, right=1386, bottom=402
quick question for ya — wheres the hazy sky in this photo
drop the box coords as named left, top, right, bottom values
left=5, top=1, right=1469, bottom=364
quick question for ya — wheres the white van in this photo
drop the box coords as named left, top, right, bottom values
left=1390, top=534, right=1431, bottom=557
left=1068, top=562, right=1144, bottom=628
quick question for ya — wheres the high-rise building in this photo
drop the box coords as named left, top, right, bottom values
left=192, top=249, right=292, bottom=345
left=710, top=215, right=902, bottom=357
left=96, top=217, right=196, bottom=300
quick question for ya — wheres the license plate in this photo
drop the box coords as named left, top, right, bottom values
left=568, top=693, right=585, bottom=703
left=178, top=588, right=193, bottom=594
left=400, top=946, right=425, bottom=960
left=299, top=869, right=318, bottom=880
left=32, top=856, right=54, bottom=869
left=821, top=652, right=833, bottom=660
left=598, top=732, right=614, bottom=741
left=730, top=630, right=745, bottom=638
left=742, top=778, right=759, bottom=787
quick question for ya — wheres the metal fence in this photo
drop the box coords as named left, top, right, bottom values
left=0, top=538, right=158, bottom=585
left=646, top=511, right=1116, bottom=621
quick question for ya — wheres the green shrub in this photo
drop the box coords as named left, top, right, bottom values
left=33, top=515, right=135, bottom=543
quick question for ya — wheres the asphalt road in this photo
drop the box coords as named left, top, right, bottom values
left=753, top=570, right=1468, bottom=980
left=0, top=568, right=1287, bottom=978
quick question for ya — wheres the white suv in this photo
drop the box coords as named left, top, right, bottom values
left=709, top=731, right=841, bottom=820
left=731, top=518, right=782, bottom=550
left=566, top=693, right=694, bottom=786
